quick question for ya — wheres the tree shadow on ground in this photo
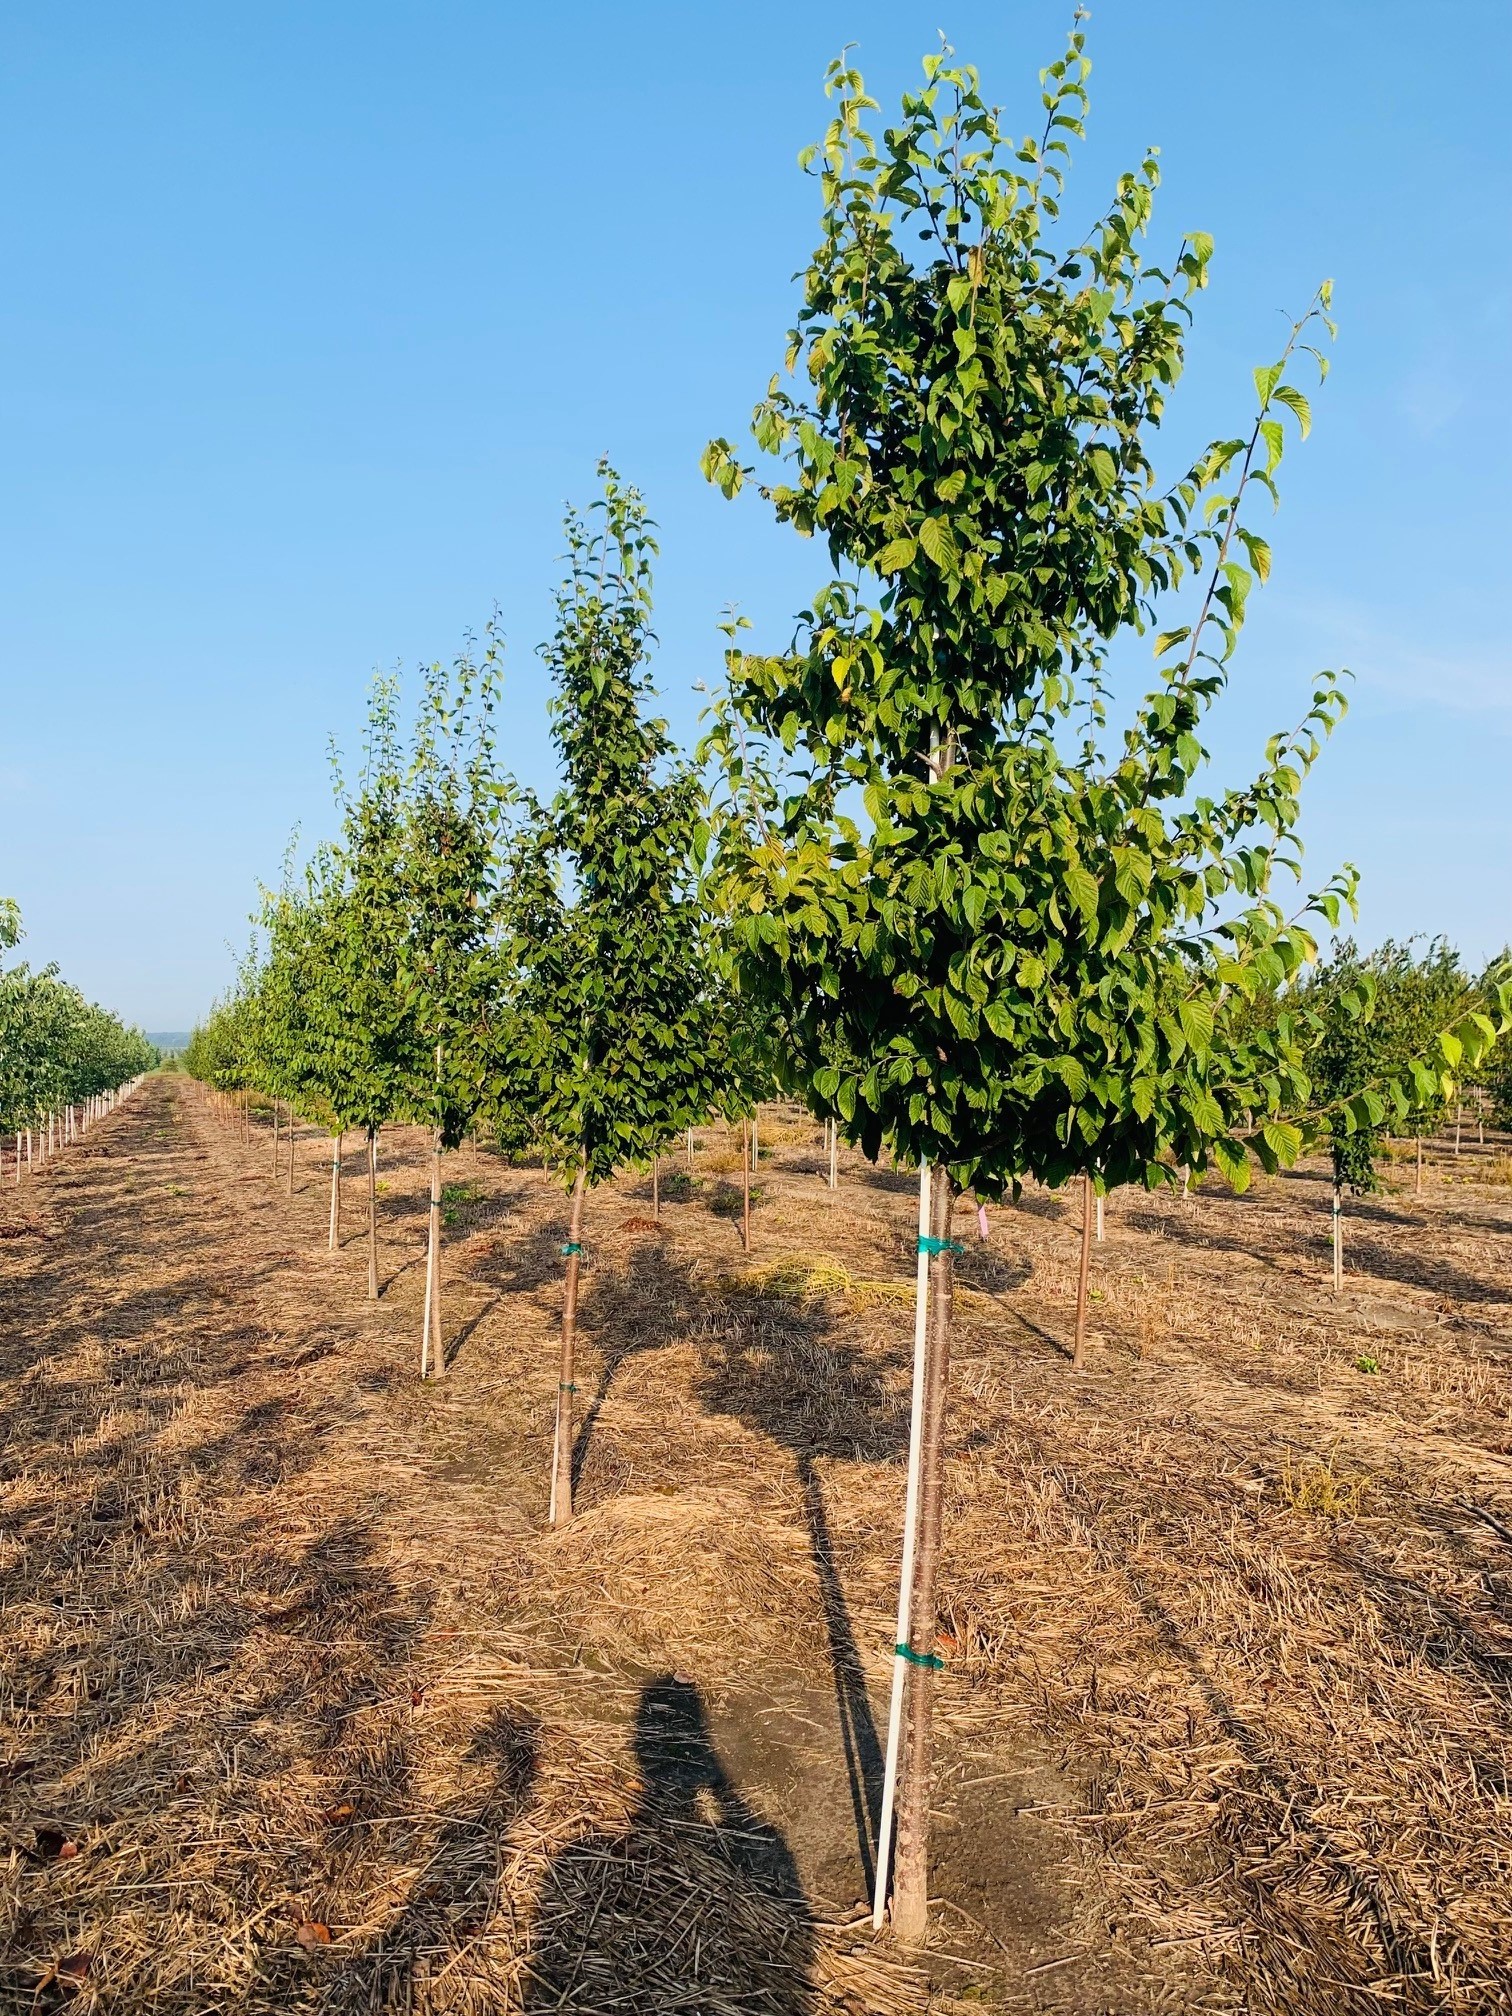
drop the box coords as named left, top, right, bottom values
left=524, top=1676, right=816, bottom=2015
left=1129, top=1179, right=1507, bottom=1306
left=692, top=1285, right=912, bottom=1896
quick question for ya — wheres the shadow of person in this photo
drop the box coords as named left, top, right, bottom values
left=525, top=1677, right=817, bottom=2014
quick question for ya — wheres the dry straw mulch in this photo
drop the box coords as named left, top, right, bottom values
left=4, top=1078, right=1512, bottom=2013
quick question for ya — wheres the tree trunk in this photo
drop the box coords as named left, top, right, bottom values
left=367, top=1127, right=379, bottom=1299
left=741, top=1117, right=751, bottom=1254
left=549, top=1166, right=588, bottom=1525
left=287, top=1103, right=296, bottom=1194
left=427, top=1128, right=445, bottom=1378
left=891, top=1163, right=956, bottom=1943
left=272, top=1098, right=279, bottom=1174
left=1455, top=1104, right=1462, bottom=1156
left=652, top=1156, right=659, bottom=1220
left=1415, top=1134, right=1423, bottom=1197
left=872, top=1162, right=933, bottom=1930
left=1332, top=1181, right=1343, bottom=1292
left=1072, top=1175, right=1095, bottom=1371
left=329, top=1133, right=341, bottom=1251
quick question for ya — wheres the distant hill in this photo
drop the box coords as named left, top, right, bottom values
left=147, top=1032, right=192, bottom=1055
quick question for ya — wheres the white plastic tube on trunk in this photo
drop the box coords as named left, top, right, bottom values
left=872, top=1158, right=934, bottom=1928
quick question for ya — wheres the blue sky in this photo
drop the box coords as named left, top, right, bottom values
left=3, top=0, right=1508, bottom=1028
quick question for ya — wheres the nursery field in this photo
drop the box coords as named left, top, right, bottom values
left=3, top=1072, right=1512, bottom=2014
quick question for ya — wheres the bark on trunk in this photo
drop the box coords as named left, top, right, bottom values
left=1072, top=1175, right=1095, bottom=1371
left=891, top=1163, right=955, bottom=1943
left=549, top=1166, right=588, bottom=1525
left=1332, top=1181, right=1343, bottom=1292
left=424, top=1129, right=444, bottom=1378
left=741, top=1118, right=751, bottom=1254
left=367, top=1127, right=379, bottom=1300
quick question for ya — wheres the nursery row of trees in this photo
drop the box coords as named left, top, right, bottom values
left=185, top=25, right=1509, bottom=1941
left=0, top=900, right=157, bottom=1172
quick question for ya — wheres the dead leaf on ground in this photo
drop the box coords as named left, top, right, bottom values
left=295, top=1921, right=332, bottom=1949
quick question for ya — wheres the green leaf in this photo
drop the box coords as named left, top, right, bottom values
left=1273, top=384, right=1312, bottom=438
left=917, top=517, right=961, bottom=571
left=874, top=537, right=918, bottom=574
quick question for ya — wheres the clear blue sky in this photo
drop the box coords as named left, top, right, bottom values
left=4, top=1, right=1508, bottom=1029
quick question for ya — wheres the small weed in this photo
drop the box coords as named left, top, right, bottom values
left=1283, top=1445, right=1371, bottom=1518
left=658, top=1169, right=697, bottom=1203
left=1355, top=1354, right=1380, bottom=1376
left=708, top=1181, right=762, bottom=1218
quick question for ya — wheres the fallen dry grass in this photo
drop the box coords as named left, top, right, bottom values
left=3, top=1083, right=1512, bottom=2013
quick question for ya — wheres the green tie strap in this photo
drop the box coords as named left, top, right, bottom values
left=561, top=1241, right=583, bottom=1255
left=917, top=1235, right=965, bottom=1257
left=895, top=1641, right=945, bottom=1671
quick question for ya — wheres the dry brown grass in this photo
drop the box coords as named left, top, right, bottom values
left=5, top=1086, right=1512, bottom=2012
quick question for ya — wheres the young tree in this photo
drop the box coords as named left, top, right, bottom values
left=699, top=28, right=1377, bottom=1940
left=392, top=636, right=513, bottom=1378
left=323, top=680, right=433, bottom=1301
left=495, top=464, right=728, bottom=1525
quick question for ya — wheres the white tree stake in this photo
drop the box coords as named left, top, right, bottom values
left=872, top=1158, right=933, bottom=1928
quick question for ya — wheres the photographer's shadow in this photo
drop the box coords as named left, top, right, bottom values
left=526, top=1676, right=816, bottom=2013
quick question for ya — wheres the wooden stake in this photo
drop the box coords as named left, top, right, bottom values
left=549, top=1165, right=588, bottom=1525
left=1415, top=1134, right=1423, bottom=1197
left=652, top=1156, right=659, bottom=1220
left=828, top=1117, right=838, bottom=1193
left=891, top=1163, right=955, bottom=1943
left=872, top=1161, right=933, bottom=1930
left=741, top=1117, right=751, bottom=1253
left=1072, top=1175, right=1094, bottom=1371
left=1095, top=1188, right=1104, bottom=1242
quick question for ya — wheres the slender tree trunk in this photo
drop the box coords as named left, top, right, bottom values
left=1415, top=1134, right=1423, bottom=1197
left=367, top=1126, right=379, bottom=1299
left=287, top=1103, right=295, bottom=1194
left=549, top=1166, right=588, bottom=1525
left=272, top=1098, right=279, bottom=1173
left=244, top=1089, right=250, bottom=1144
left=741, top=1117, right=751, bottom=1254
left=687, top=1125, right=694, bottom=1170
left=428, top=1128, right=445, bottom=1378
left=1072, top=1175, right=1095, bottom=1371
left=1454, top=1104, right=1462, bottom=1156
left=873, top=1163, right=933, bottom=1930
left=891, top=1164, right=956, bottom=1943
left=329, top=1133, right=341, bottom=1251
left=1332, top=1181, right=1343, bottom=1292
left=652, top=1157, right=659, bottom=1220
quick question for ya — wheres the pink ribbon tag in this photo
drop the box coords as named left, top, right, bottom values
left=976, top=1203, right=990, bottom=1241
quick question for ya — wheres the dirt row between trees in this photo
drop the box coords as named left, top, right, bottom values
left=3, top=1073, right=1511, bottom=2013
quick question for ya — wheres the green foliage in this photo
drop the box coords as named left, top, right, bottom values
left=701, top=31, right=1351, bottom=1199
left=0, top=911, right=156, bottom=1127
left=1305, top=938, right=1502, bottom=1191
left=493, top=464, right=728, bottom=1188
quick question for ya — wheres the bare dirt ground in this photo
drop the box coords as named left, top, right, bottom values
left=2, top=1073, right=1511, bottom=2014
